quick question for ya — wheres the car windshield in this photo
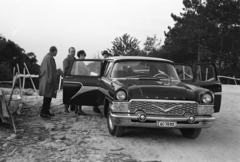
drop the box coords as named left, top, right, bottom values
left=110, top=60, right=180, bottom=81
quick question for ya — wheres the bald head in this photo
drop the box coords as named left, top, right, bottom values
left=68, top=47, right=75, bottom=57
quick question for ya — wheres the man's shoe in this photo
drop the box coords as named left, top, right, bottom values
left=65, top=109, right=70, bottom=113
left=40, top=113, right=51, bottom=119
left=76, top=110, right=87, bottom=116
left=70, top=105, right=75, bottom=111
left=93, top=106, right=101, bottom=113
left=47, top=112, right=55, bottom=116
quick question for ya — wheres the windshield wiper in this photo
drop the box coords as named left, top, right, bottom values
left=126, top=76, right=161, bottom=81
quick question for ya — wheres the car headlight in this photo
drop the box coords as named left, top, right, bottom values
left=116, top=90, right=126, bottom=101
left=202, top=93, right=213, bottom=104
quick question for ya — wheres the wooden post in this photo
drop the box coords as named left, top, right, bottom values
left=7, top=74, right=17, bottom=133
left=23, top=62, right=37, bottom=92
left=183, top=66, right=185, bottom=80
left=16, top=64, right=22, bottom=97
left=12, top=67, right=15, bottom=87
left=233, top=76, right=237, bottom=85
left=22, top=67, right=26, bottom=90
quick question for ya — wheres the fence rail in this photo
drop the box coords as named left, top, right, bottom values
left=218, top=75, right=240, bottom=85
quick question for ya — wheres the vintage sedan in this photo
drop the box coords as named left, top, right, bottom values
left=63, top=56, right=221, bottom=139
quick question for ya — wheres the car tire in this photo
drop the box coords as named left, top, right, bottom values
left=93, top=106, right=101, bottom=113
left=180, top=128, right=202, bottom=139
left=107, top=107, right=125, bottom=137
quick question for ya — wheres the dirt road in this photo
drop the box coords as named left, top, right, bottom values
left=0, top=85, right=240, bottom=162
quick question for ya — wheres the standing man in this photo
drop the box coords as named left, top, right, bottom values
left=39, top=46, right=58, bottom=119
left=63, top=47, right=76, bottom=113
left=101, top=50, right=112, bottom=59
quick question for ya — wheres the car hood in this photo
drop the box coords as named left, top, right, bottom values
left=113, top=79, right=197, bottom=100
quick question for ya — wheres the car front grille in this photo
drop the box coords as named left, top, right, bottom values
left=129, top=100, right=198, bottom=115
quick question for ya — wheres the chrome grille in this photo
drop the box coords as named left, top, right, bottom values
left=130, top=100, right=198, bottom=115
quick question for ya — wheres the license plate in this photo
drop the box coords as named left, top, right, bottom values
left=157, top=121, right=176, bottom=127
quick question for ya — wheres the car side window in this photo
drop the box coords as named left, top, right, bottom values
left=175, top=65, right=193, bottom=81
left=103, top=61, right=113, bottom=77
left=195, top=64, right=216, bottom=81
left=70, top=60, right=101, bottom=76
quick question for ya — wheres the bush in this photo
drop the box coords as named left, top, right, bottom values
left=0, top=63, right=13, bottom=81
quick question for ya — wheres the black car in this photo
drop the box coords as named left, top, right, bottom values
left=63, top=56, right=222, bottom=139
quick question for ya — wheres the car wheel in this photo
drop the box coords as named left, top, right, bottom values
left=107, top=107, right=125, bottom=137
left=93, top=106, right=101, bottom=113
left=180, top=128, right=202, bottom=139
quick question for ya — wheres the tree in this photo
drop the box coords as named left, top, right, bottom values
left=0, top=34, right=40, bottom=88
left=161, top=0, right=240, bottom=77
left=111, top=33, right=141, bottom=56
left=143, top=34, right=162, bottom=57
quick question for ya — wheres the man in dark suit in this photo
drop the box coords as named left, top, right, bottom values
left=63, top=47, right=76, bottom=113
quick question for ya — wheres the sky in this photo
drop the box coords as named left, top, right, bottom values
left=0, top=0, right=184, bottom=69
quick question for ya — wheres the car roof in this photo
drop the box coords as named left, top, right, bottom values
left=105, top=56, right=174, bottom=64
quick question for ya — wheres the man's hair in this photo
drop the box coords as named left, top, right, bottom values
left=68, top=47, right=75, bottom=52
left=49, top=46, right=57, bottom=52
left=77, top=50, right=86, bottom=58
left=101, top=50, right=111, bottom=56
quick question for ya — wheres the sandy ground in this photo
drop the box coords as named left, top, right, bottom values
left=0, top=85, right=240, bottom=162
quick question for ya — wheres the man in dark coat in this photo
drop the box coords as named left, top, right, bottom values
left=63, top=47, right=76, bottom=113
left=39, top=46, right=58, bottom=118
left=63, top=47, right=76, bottom=77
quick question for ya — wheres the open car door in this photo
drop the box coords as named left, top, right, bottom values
left=175, top=63, right=222, bottom=113
left=63, top=59, right=102, bottom=106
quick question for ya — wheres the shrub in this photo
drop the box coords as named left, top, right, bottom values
left=0, top=63, right=13, bottom=81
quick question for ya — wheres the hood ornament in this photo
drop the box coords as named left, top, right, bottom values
left=152, top=104, right=183, bottom=112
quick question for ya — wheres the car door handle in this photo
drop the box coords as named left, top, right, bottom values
left=111, top=82, right=114, bottom=88
left=66, top=76, right=74, bottom=79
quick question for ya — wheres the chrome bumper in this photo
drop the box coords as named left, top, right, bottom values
left=110, top=113, right=215, bottom=128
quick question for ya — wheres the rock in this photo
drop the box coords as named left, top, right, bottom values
left=2, top=142, right=8, bottom=148
left=53, top=135, right=66, bottom=140
left=63, top=124, right=72, bottom=129
left=0, top=134, right=3, bottom=140
left=16, top=129, right=24, bottom=132
left=8, top=147, right=17, bottom=156
left=0, top=158, right=6, bottom=162
left=43, top=123, right=55, bottom=130
left=6, top=133, right=17, bottom=140
left=110, top=148, right=124, bottom=151
left=57, top=124, right=64, bottom=130
left=15, top=135, right=23, bottom=139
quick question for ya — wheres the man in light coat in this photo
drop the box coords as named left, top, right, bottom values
left=39, top=46, right=58, bottom=118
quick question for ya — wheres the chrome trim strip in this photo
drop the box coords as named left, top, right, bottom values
left=214, top=92, right=222, bottom=95
left=63, top=81, right=82, bottom=85
left=110, top=113, right=215, bottom=128
left=111, top=113, right=215, bottom=122
left=198, top=105, right=214, bottom=108
left=129, top=99, right=198, bottom=104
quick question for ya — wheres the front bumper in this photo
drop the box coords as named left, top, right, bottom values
left=110, top=113, right=215, bottom=128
